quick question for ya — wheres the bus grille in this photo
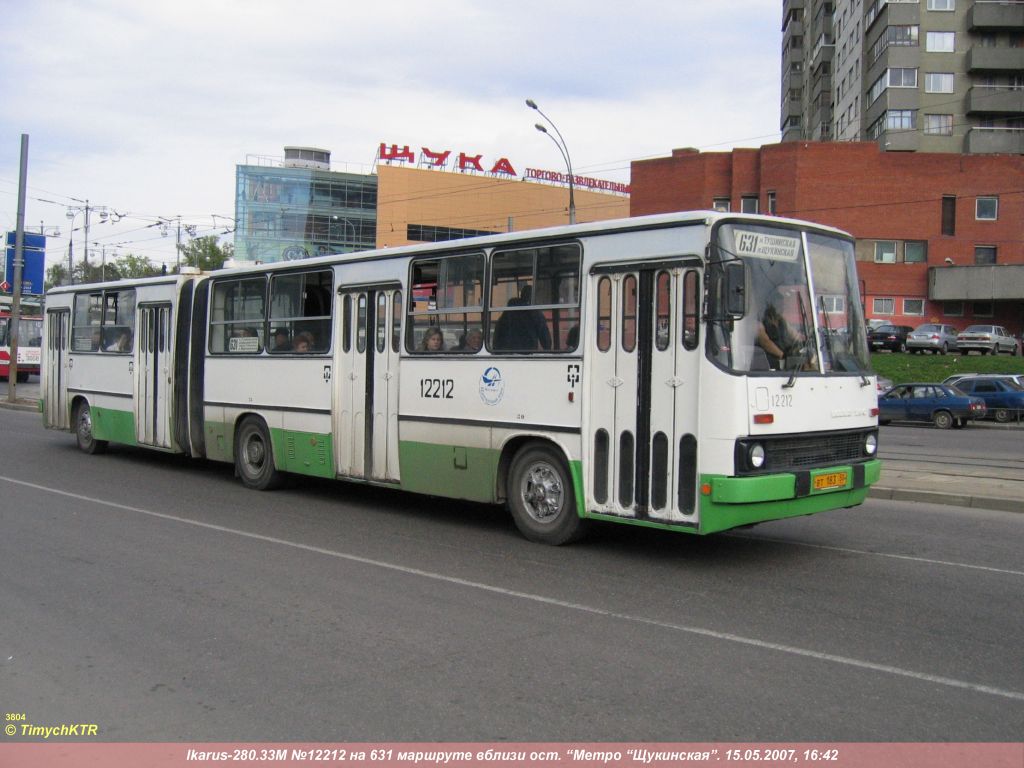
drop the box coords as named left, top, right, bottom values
left=763, top=432, right=866, bottom=471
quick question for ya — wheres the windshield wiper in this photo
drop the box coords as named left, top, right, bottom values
left=782, top=292, right=814, bottom=389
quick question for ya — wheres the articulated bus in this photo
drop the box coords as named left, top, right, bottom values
left=1, top=307, right=43, bottom=382
left=42, top=211, right=881, bottom=544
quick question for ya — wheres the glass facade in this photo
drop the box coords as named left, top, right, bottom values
left=234, top=164, right=378, bottom=263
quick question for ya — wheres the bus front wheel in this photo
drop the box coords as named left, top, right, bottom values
left=74, top=401, right=108, bottom=455
left=508, top=445, right=586, bottom=545
left=235, top=417, right=284, bottom=490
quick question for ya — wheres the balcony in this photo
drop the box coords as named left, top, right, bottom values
left=967, top=86, right=1024, bottom=115
left=930, top=264, right=1024, bottom=301
left=965, top=127, right=1024, bottom=153
left=879, top=130, right=921, bottom=152
left=811, top=35, right=834, bottom=70
left=966, top=46, right=1024, bottom=72
left=968, top=1, right=1024, bottom=30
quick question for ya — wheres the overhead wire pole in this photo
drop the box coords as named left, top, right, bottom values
left=7, top=133, right=29, bottom=404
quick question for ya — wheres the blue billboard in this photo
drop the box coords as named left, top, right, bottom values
left=3, top=232, right=46, bottom=296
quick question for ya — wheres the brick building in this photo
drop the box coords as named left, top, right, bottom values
left=631, top=141, right=1024, bottom=335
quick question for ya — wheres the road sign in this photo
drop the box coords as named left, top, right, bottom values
left=3, top=231, right=47, bottom=296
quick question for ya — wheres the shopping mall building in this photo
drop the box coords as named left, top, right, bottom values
left=234, top=145, right=629, bottom=263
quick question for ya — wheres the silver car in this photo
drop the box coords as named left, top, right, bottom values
left=956, top=325, right=1019, bottom=356
left=907, top=323, right=959, bottom=355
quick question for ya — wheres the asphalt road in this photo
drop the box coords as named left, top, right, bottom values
left=1, top=407, right=1022, bottom=743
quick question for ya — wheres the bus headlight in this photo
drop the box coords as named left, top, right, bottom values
left=748, top=443, right=766, bottom=469
left=865, top=433, right=878, bottom=456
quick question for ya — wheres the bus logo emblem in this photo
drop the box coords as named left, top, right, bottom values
left=479, top=366, right=505, bottom=406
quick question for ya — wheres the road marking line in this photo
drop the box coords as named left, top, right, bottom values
left=4, top=474, right=1024, bottom=703
left=728, top=534, right=1024, bottom=578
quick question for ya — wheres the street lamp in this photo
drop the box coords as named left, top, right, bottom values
left=526, top=98, right=576, bottom=225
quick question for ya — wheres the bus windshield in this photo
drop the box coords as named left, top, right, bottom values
left=708, top=223, right=870, bottom=376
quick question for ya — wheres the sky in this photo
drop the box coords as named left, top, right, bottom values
left=0, top=0, right=783, bottom=274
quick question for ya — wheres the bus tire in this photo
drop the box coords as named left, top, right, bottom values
left=507, top=445, right=586, bottom=545
left=74, top=401, right=108, bottom=455
left=235, top=417, right=284, bottom=490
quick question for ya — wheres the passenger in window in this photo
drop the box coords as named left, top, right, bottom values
left=293, top=331, right=315, bottom=353
left=90, top=329, right=103, bottom=351
left=106, top=330, right=131, bottom=352
left=493, top=285, right=552, bottom=351
left=420, top=326, right=445, bottom=352
left=455, top=329, right=483, bottom=353
left=272, top=328, right=291, bottom=352
left=566, top=325, right=580, bottom=350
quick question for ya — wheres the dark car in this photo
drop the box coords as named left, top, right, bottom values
left=878, top=383, right=986, bottom=429
left=868, top=324, right=914, bottom=353
left=952, top=376, right=1024, bottom=423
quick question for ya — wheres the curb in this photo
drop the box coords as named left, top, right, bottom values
left=870, top=486, right=1024, bottom=514
left=0, top=399, right=39, bottom=413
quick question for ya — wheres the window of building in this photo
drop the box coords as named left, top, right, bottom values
left=904, top=241, right=928, bottom=263
left=926, top=32, right=955, bottom=52
left=741, top=196, right=759, bottom=214
left=821, top=295, right=846, bottom=313
left=712, top=198, right=731, bottom=212
left=407, top=224, right=499, bottom=243
left=976, top=197, right=998, bottom=220
left=889, top=68, right=918, bottom=88
left=407, top=252, right=485, bottom=353
left=924, top=114, right=954, bottom=135
left=887, top=110, right=916, bottom=130
left=903, top=299, right=925, bottom=315
left=925, top=73, right=955, bottom=93
left=943, top=301, right=963, bottom=316
left=927, top=0, right=954, bottom=10
left=767, top=191, right=777, bottom=215
left=873, top=297, right=895, bottom=315
left=874, top=241, right=898, bottom=263
left=974, top=246, right=997, bottom=265
left=489, top=244, right=581, bottom=353
left=972, top=301, right=993, bottom=317
left=941, top=195, right=956, bottom=236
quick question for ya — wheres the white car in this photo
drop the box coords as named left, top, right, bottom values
left=956, top=325, right=1019, bottom=356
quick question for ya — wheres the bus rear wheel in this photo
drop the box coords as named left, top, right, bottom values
left=74, top=401, right=108, bottom=455
left=235, top=417, right=284, bottom=490
left=508, top=445, right=586, bottom=545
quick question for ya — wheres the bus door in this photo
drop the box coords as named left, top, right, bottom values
left=587, top=264, right=702, bottom=525
left=45, top=309, right=71, bottom=430
left=335, top=286, right=402, bottom=482
left=135, top=303, right=173, bottom=448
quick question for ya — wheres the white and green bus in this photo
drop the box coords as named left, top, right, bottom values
left=42, top=211, right=881, bottom=544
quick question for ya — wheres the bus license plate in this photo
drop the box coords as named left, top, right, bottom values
left=813, top=471, right=848, bottom=491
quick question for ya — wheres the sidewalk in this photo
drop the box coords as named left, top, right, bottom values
left=0, top=396, right=38, bottom=412
left=870, top=461, right=1024, bottom=514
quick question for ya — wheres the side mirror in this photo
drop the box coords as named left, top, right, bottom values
left=724, top=261, right=746, bottom=318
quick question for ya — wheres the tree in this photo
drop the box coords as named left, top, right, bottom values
left=112, top=253, right=161, bottom=279
left=177, top=236, right=233, bottom=272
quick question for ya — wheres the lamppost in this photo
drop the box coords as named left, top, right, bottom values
left=526, top=98, right=576, bottom=224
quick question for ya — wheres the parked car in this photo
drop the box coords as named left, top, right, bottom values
left=944, top=372, right=1024, bottom=389
left=955, top=325, right=1019, bottom=356
left=906, top=323, right=960, bottom=355
left=868, top=324, right=914, bottom=353
left=878, top=383, right=987, bottom=429
left=951, top=376, right=1024, bottom=423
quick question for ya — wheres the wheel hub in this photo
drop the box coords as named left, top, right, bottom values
left=521, top=464, right=563, bottom=522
